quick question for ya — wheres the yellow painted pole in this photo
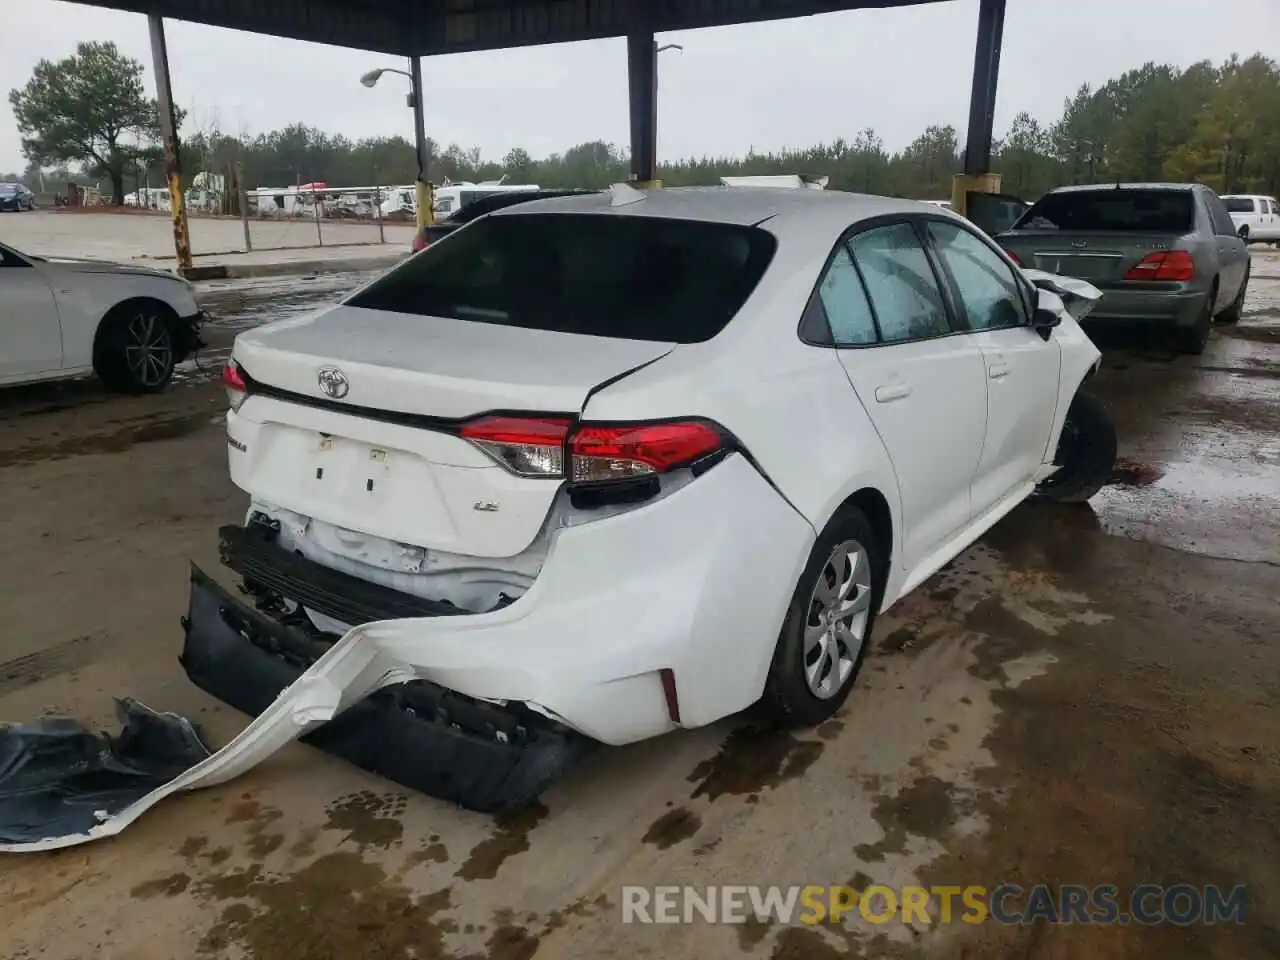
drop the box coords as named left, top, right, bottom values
left=147, top=14, right=192, bottom=272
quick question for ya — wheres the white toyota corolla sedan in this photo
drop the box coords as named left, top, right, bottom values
left=1, top=241, right=204, bottom=393
left=186, top=185, right=1116, bottom=811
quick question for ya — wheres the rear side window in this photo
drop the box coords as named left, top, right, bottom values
left=848, top=223, right=952, bottom=343
left=1222, top=197, right=1256, bottom=214
left=1202, top=192, right=1238, bottom=237
left=347, top=213, right=777, bottom=343
left=1015, top=189, right=1195, bottom=233
left=817, top=248, right=878, bottom=345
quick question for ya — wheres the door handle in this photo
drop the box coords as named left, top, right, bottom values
left=874, top=382, right=912, bottom=403
left=989, top=362, right=1010, bottom=380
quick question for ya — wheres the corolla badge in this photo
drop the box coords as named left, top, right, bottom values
left=1070, top=239, right=1088, bottom=249
left=317, top=367, right=350, bottom=399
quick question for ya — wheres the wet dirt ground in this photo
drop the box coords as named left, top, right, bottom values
left=0, top=254, right=1276, bottom=959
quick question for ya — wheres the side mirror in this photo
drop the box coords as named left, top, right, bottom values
left=1031, top=306, right=1062, bottom=341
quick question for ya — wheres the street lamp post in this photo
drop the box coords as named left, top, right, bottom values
left=360, top=60, right=433, bottom=228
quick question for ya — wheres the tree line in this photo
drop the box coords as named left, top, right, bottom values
left=6, top=43, right=1280, bottom=204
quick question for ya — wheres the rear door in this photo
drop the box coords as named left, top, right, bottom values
left=1264, top=199, right=1280, bottom=241
left=1201, top=189, right=1249, bottom=307
left=828, top=220, right=989, bottom=571
left=923, top=218, right=1060, bottom=514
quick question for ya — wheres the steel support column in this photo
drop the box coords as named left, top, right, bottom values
left=410, top=55, right=434, bottom=227
left=962, top=0, right=1006, bottom=176
left=147, top=14, right=191, bottom=270
left=627, top=29, right=657, bottom=183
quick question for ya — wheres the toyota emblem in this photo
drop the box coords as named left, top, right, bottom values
left=317, top=367, right=350, bottom=399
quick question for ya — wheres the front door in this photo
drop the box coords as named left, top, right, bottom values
left=822, top=221, right=989, bottom=575
left=923, top=219, right=1062, bottom=514
left=0, top=245, right=62, bottom=382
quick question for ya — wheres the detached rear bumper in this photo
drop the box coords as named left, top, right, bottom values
left=181, top=566, right=587, bottom=813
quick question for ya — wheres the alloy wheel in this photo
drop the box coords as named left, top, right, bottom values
left=803, top=539, right=873, bottom=699
left=124, top=312, right=173, bottom=388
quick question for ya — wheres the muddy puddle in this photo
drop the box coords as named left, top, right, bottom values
left=0, top=410, right=217, bottom=466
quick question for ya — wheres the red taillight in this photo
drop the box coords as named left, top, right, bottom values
left=569, top=421, right=724, bottom=482
left=1003, top=249, right=1023, bottom=266
left=459, top=416, right=726, bottom=482
left=223, top=360, right=248, bottom=412
left=1123, top=250, right=1195, bottom=282
left=460, top=416, right=570, bottom=477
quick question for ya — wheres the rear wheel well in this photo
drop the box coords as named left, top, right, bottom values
left=839, top=487, right=892, bottom=589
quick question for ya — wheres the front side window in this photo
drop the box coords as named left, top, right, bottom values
left=1222, top=197, right=1256, bottom=214
left=848, top=223, right=952, bottom=343
left=347, top=212, right=777, bottom=344
left=926, top=221, right=1027, bottom=330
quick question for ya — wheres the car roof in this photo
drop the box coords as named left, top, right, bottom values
left=1045, top=182, right=1198, bottom=194
left=1220, top=193, right=1274, bottom=200
left=488, top=185, right=933, bottom=228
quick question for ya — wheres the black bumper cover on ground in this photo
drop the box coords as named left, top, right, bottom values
left=180, top=564, right=587, bottom=813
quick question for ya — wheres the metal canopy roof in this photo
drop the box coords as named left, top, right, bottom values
left=73, top=0, right=948, bottom=57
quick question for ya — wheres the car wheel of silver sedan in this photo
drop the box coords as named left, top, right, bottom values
left=94, top=301, right=178, bottom=394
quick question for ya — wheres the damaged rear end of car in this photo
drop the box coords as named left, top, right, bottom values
left=182, top=203, right=812, bottom=811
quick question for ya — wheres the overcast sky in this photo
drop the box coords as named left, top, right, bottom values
left=2, top=0, right=1277, bottom=175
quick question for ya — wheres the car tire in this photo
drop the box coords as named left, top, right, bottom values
left=1032, top=390, right=1117, bottom=504
left=761, top=506, right=884, bottom=728
left=93, top=301, right=178, bottom=394
left=1238, top=226, right=1250, bottom=243
left=1175, top=288, right=1215, bottom=355
left=1215, top=263, right=1249, bottom=325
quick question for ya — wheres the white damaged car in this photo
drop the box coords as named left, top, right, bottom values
left=1, top=241, right=204, bottom=393
left=186, top=185, right=1114, bottom=813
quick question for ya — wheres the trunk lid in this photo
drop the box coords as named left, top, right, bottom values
left=997, top=231, right=1190, bottom=286
left=231, top=304, right=675, bottom=558
left=235, top=303, right=675, bottom=418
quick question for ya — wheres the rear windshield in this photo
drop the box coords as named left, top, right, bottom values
left=1222, top=197, right=1256, bottom=213
left=347, top=212, right=777, bottom=343
left=451, top=192, right=547, bottom=223
left=1014, top=189, right=1195, bottom=233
